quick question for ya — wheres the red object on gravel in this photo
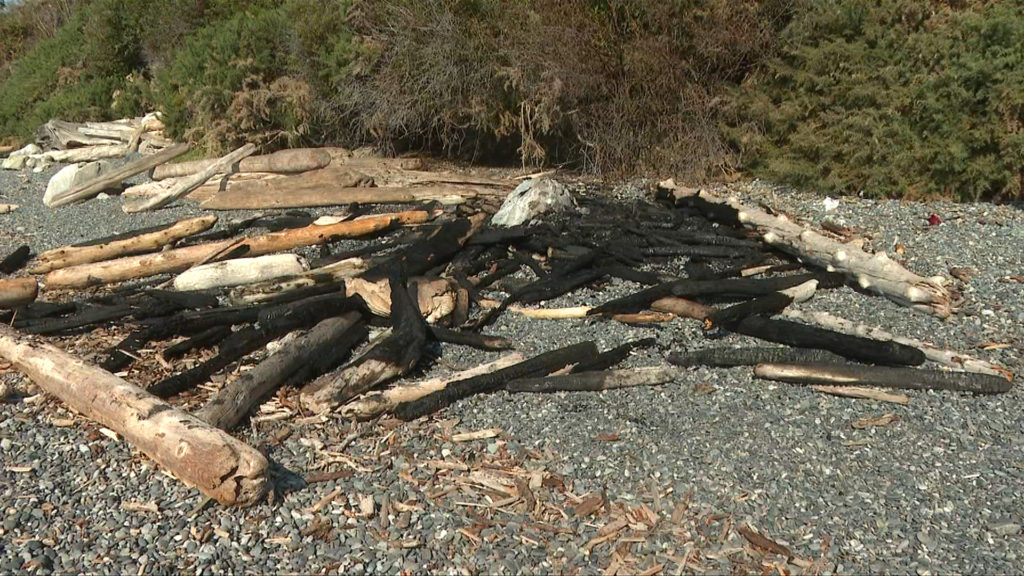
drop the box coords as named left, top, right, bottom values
left=927, top=213, right=942, bottom=226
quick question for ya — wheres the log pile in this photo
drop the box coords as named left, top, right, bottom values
left=0, top=135, right=1013, bottom=508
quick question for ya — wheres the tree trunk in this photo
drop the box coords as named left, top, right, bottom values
left=123, top=143, right=256, bottom=213
left=44, top=210, right=434, bottom=289
left=47, top=143, right=190, bottom=207
left=201, top=184, right=477, bottom=210
left=28, top=215, right=217, bottom=273
left=0, top=324, right=269, bottom=507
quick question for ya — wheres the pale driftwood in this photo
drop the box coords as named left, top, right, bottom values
left=754, top=362, right=1012, bottom=395
left=0, top=278, right=38, bottom=308
left=35, top=144, right=129, bottom=164
left=48, top=143, right=190, bottom=207
left=779, top=279, right=818, bottom=303
left=228, top=257, right=370, bottom=305
left=45, top=210, right=434, bottom=289
left=346, top=277, right=457, bottom=324
left=150, top=148, right=333, bottom=180
left=663, top=181, right=952, bottom=317
left=811, top=385, right=910, bottom=405
left=0, top=204, right=17, bottom=214
left=781, top=309, right=1010, bottom=378
left=651, top=297, right=713, bottom=320
left=196, top=312, right=367, bottom=430
left=200, top=184, right=474, bottom=210
left=122, top=172, right=285, bottom=201
left=341, top=354, right=524, bottom=420
left=28, top=215, right=217, bottom=273
left=124, top=143, right=256, bottom=213
left=172, top=253, right=308, bottom=291
left=506, top=305, right=592, bottom=319
left=0, top=324, right=269, bottom=506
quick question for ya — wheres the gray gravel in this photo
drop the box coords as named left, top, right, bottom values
left=1, top=165, right=1023, bottom=574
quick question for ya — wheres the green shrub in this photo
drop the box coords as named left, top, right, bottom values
left=728, top=0, right=1024, bottom=201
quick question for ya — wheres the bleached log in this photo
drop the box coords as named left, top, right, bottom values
left=44, top=210, right=434, bottom=289
left=35, top=144, right=129, bottom=164
left=755, top=362, right=1012, bottom=395
left=123, top=143, right=257, bottom=212
left=341, top=354, right=524, bottom=420
left=781, top=309, right=1010, bottom=378
left=0, top=204, right=17, bottom=214
left=0, top=278, right=38, bottom=308
left=346, top=277, right=457, bottom=324
left=200, top=184, right=474, bottom=210
left=228, top=257, right=370, bottom=305
left=663, top=181, right=952, bottom=317
left=122, top=172, right=284, bottom=202
left=173, top=254, right=308, bottom=291
left=810, top=385, right=910, bottom=405
left=48, top=143, right=190, bottom=207
left=150, top=148, right=332, bottom=180
left=28, top=216, right=218, bottom=274
left=0, top=324, right=269, bottom=507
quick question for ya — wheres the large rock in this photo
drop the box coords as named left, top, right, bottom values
left=43, top=160, right=114, bottom=207
left=1, top=144, right=42, bottom=170
left=491, top=177, right=573, bottom=227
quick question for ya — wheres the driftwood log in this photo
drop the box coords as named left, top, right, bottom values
left=123, top=143, right=256, bottom=213
left=48, top=143, right=190, bottom=207
left=201, top=185, right=476, bottom=210
left=228, top=257, right=369, bottom=305
left=150, top=148, right=332, bottom=180
left=172, top=254, right=308, bottom=292
left=0, top=277, right=38, bottom=308
left=733, top=316, right=926, bottom=366
left=341, top=354, right=524, bottom=420
left=44, top=210, right=434, bottom=289
left=781, top=309, right=1010, bottom=378
left=663, top=181, right=952, bottom=317
left=754, top=362, right=1013, bottom=395
left=0, top=324, right=268, bottom=506
left=28, top=215, right=217, bottom=273
left=197, top=312, right=367, bottom=430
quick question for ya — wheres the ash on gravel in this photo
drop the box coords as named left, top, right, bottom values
left=2, top=165, right=1023, bottom=574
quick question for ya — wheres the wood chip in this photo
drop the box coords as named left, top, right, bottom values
left=738, top=524, right=793, bottom=558
left=452, top=428, right=501, bottom=442
left=979, top=341, right=1011, bottom=351
left=852, top=413, right=899, bottom=429
left=50, top=418, right=76, bottom=427
left=358, top=494, right=375, bottom=518
left=6, top=466, right=33, bottom=473
left=573, top=494, right=605, bottom=518
left=598, top=517, right=629, bottom=537
left=594, top=433, right=620, bottom=442
left=121, top=501, right=159, bottom=514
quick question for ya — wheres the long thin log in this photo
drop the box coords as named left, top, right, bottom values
left=781, top=309, right=1010, bottom=378
left=124, top=143, right=257, bottom=212
left=172, top=254, right=307, bottom=291
left=811, top=385, right=910, bottom=405
left=227, top=257, right=369, bottom=305
left=668, top=346, right=849, bottom=368
left=28, top=215, right=217, bottom=273
left=755, top=362, right=1012, bottom=395
left=201, top=184, right=475, bottom=210
left=151, top=148, right=332, bottom=180
left=734, top=315, right=926, bottom=366
left=44, top=210, right=433, bottom=289
left=571, top=338, right=657, bottom=373
left=428, top=326, right=514, bottom=351
left=664, top=181, right=952, bottom=317
left=197, top=312, right=367, bottom=430
left=341, top=354, right=524, bottom=420
left=506, top=366, right=680, bottom=393
left=0, top=324, right=268, bottom=506
left=395, top=341, right=600, bottom=420
left=48, top=143, right=190, bottom=207
left=0, top=277, right=38, bottom=308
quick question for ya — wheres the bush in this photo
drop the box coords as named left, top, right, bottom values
left=728, top=0, right=1024, bottom=201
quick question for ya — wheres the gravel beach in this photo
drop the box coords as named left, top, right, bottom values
left=1, top=163, right=1022, bottom=574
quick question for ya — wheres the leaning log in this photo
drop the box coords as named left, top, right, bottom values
left=44, top=210, right=434, bottom=289
left=28, top=215, right=217, bottom=273
left=0, top=277, right=38, bottom=308
left=124, top=143, right=257, bottom=212
left=781, top=309, right=1010, bottom=378
left=506, top=366, right=679, bottom=393
left=300, top=271, right=427, bottom=414
left=196, top=312, right=367, bottom=430
left=664, top=181, right=952, bottom=317
left=0, top=324, right=268, bottom=507
left=48, top=143, right=190, bottom=207
left=754, top=362, right=1013, bottom=395
left=341, top=354, right=524, bottom=420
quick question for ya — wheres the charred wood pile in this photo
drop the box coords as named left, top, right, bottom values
left=0, top=132, right=1014, bottom=507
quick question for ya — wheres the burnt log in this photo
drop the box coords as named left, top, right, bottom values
left=733, top=316, right=926, bottom=366
left=0, top=245, right=31, bottom=274
left=506, top=366, right=679, bottom=393
left=668, top=346, right=850, bottom=368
